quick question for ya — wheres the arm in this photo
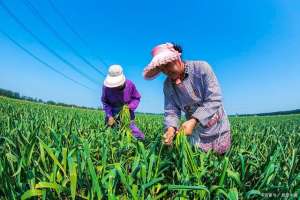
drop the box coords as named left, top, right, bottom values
left=164, top=83, right=181, bottom=131
left=192, top=61, right=222, bottom=127
left=128, top=83, right=141, bottom=111
left=101, top=86, right=113, bottom=118
left=163, top=84, right=181, bottom=145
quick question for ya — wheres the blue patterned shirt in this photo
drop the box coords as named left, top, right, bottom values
left=163, top=60, right=230, bottom=145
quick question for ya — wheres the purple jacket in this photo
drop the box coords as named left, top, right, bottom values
left=101, top=79, right=141, bottom=119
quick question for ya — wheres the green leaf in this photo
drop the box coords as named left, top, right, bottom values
left=35, top=181, right=62, bottom=193
left=168, top=184, right=209, bottom=194
left=21, top=189, right=43, bottom=200
left=68, top=156, right=77, bottom=200
left=83, top=142, right=102, bottom=200
left=40, top=140, right=66, bottom=176
left=228, top=188, right=238, bottom=200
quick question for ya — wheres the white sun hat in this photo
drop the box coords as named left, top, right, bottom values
left=104, top=64, right=126, bottom=88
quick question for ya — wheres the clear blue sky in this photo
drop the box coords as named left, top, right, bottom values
left=0, top=0, right=299, bottom=114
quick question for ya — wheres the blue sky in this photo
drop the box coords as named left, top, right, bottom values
left=0, top=0, right=299, bottom=114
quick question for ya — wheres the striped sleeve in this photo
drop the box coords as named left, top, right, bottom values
left=163, top=81, right=181, bottom=130
left=192, top=61, right=222, bottom=126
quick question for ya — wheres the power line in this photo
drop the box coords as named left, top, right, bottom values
left=47, top=0, right=109, bottom=69
left=22, top=0, right=106, bottom=77
left=0, top=28, right=97, bottom=92
left=0, top=0, right=99, bottom=86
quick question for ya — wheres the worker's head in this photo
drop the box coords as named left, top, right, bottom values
left=157, top=59, right=184, bottom=81
left=143, top=42, right=184, bottom=81
left=104, top=64, right=126, bottom=88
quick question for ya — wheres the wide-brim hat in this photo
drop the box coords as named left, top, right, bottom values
left=104, top=64, right=126, bottom=88
left=143, top=43, right=181, bottom=80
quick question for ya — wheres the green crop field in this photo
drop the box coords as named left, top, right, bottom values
left=0, top=96, right=299, bottom=199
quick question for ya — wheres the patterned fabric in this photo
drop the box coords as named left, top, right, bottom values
left=198, top=131, right=231, bottom=154
left=163, top=60, right=231, bottom=150
left=205, top=111, right=222, bottom=128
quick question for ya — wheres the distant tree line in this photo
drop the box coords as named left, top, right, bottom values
left=1, top=87, right=299, bottom=116
left=233, top=109, right=300, bottom=117
left=0, top=88, right=99, bottom=110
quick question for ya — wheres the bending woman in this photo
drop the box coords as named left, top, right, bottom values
left=143, top=43, right=231, bottom=154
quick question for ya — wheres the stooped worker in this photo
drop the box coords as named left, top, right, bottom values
left=143, top=42, right=231, bottom=154
left=101, top=64, right=145, bottom=140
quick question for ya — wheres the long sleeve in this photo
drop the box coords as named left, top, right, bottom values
left=101, top=86, right=113, bottom=117
left=192, top=62, right=222, bottom=127
left=164, top=82, right=181, bottom=130
left=128, top=83, right=141, bottom=111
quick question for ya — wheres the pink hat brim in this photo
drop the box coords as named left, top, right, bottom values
left=143, top=51, right=181, bottom=80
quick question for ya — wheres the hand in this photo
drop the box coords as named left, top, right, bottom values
left=180, top=118, right=197, bottom=135
left=108, top=116, right=115, bottom=126
left=127, top=104, right=132, bottom=111
left=163, top=127, right=176, bottom=145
